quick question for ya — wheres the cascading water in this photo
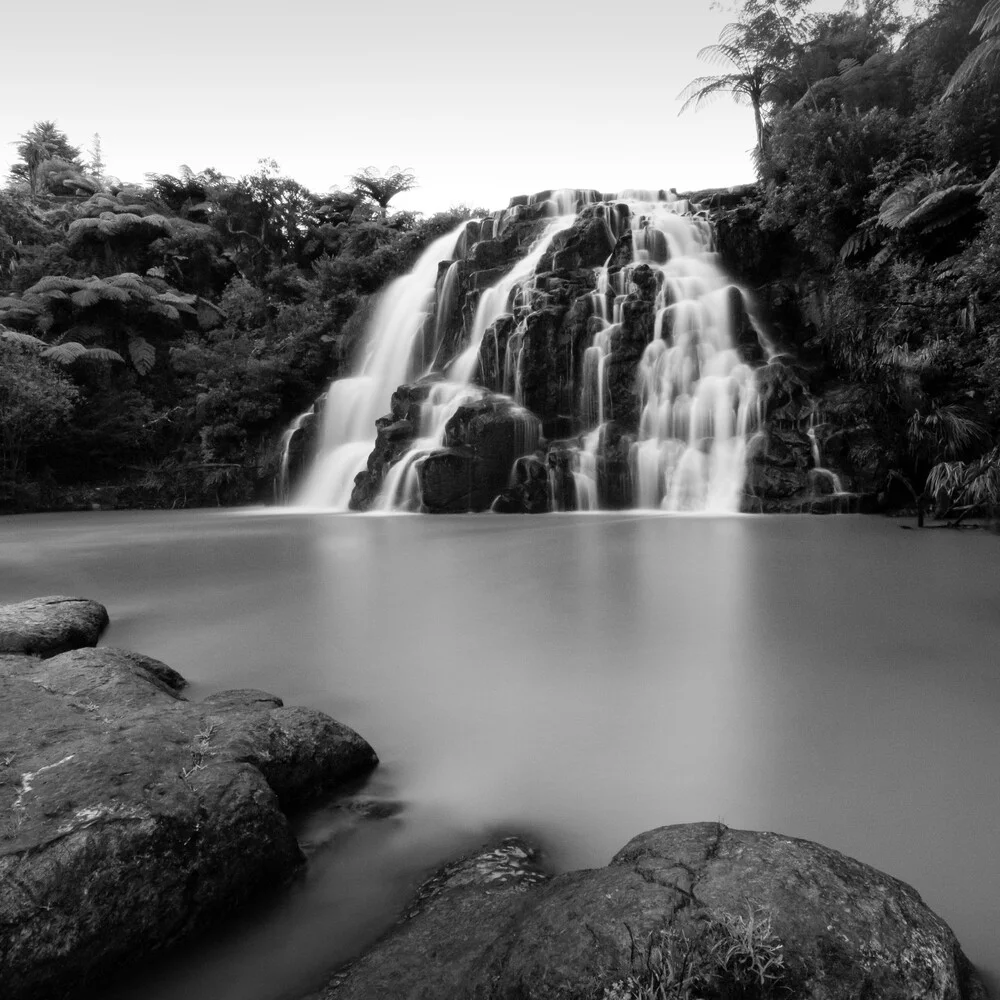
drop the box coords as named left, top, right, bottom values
left=570, top=198, right=760, bottom=512
left=289, top=188, right=765, bottom=514
left=294, top=223, right=470, bottom=509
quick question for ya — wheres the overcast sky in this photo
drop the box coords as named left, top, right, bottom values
left=3, top=0, right=918, bottom=215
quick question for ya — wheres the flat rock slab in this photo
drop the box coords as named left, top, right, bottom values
left=321, top=822, right=988, bottom=1000
left=0, top=595, right=109, bottom=656
left=0, top=647, right=378, bottom=1000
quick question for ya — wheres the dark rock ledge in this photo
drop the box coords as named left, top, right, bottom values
left=0, top=596, right=378, bottom=1000
left=317, top=822, right=989, bottom=1000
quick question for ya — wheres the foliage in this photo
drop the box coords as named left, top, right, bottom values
left=349, top=166, right=418, bottom=215
left=10, top=121, right=82, bottom=197
left=0, top=122, right=481, bottom=510
left=0, top=339, right=78, bottom=487
left=602, top=907, right=787, bottom=1000
left=944, top=0, right=1000, bottom=96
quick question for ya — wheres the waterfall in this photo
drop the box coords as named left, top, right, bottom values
left=275, top=405, right=314, bottom=503
left=623, top=200, right=758, bottom=512
left=448, top=213, right=577, bottom=385
left=294, top=223, right=470, bottom=509
left=288, top=188, right=764, bottom=514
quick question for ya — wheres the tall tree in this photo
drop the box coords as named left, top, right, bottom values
left=10, top=121, right=81, bottom=197
left=678, top=19, right=785, bottom=154
left=87, top=133, right=106, bottom=180
left=349, top=166, right=417, bottom=217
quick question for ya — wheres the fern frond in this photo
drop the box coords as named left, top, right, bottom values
left=156, top=291, right=198, bottom=313
left=150, top=301, right=180, bottom=322
left=96, top=283, right=130, bottom=304
left=43, top=341, right=88, bottom=363
left=879, top=187, right=922, bottom=228
left=972, top=0, right=1000, bottom=38
left=899, top=185, right=980, bottom=231
left=944, top=36, right=1000, bottom=96
left=128, top=336, right=156, bottom=374
left=104, top=272, right=145, bottom=292
left=71, top=288, right=102, bottom=308
left=83, top=347, right=125, bottom=363
left=24, top=275, right=79, bottom=295
left=0, top=330, right=46, bottom=349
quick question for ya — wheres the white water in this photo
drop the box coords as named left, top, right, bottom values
left=576, top=198, right=761, bottom=512
left=275, top=406, right=314, bottom=503
left=292, top=190, right=765, bottom=514
left=294, top=224, right=470, bottom=509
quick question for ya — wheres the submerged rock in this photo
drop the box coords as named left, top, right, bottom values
left=0, top=644, right=377, bottom=999
left=0, top=595, right=109, bottom=657
left=319, top=822, right=987, bottom=1000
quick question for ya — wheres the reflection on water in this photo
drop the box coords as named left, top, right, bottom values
left=1, top=510, right=997, bottom=996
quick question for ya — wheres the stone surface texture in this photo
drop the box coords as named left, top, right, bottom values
left=0, top=644, right=377, bottom=999
left=319, top=822, right=988, bottom=1000
left=0, top=595, right=109, bottom=657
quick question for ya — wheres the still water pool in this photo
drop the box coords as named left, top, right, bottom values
left=2, top=511, right=997, bottom=995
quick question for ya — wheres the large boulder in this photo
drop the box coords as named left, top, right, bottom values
left=0, top=646, right=377, bottom=999
left=319, top=822, right=988, bottom=1000
left=0, top=596, right=109, bottom=657
left=417, top=394, right=540, bottom=513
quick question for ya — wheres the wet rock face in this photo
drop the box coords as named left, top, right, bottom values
left=418, top=395, right=539, bottom=513
left=0, top=596, right=109, bottom=657
left=320, top=822, right=988, bottom=1000
left=0, top=637, right=377, bottom=999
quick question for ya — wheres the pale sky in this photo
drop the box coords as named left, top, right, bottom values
left=3, top=0, right=918, bottom=215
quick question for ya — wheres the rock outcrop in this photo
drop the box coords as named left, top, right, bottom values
left=318, top=822, right=988, bottom=1000
left=0, top=595, right=109, bottom=657
left=0, top=599, right=378, bottom=1000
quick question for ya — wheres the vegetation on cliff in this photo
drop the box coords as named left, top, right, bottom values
left=688, top=0, right=1000, bottom=514
left=3, top=0, right=1000, bottom=514
left=0, top=149, right=475, bottom=510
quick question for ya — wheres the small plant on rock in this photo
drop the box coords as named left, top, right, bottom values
left=602, top=906, right=787, bottom=1000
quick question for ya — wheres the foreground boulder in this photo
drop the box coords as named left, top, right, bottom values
left=0, top=646, right=377, bottom=1000
left=319, top=822, right=987, bottom=1000
left=0, top=595, right=109, bottom=656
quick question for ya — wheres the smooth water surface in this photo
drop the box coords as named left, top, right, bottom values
left=2, top=511, right=997, bottom=995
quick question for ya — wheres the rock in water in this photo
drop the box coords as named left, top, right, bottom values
left=0, top=595, right=109, bottom=656
left=0, top=647, right=378, bottom=999
left=319, top=822, right=987, bottom=1000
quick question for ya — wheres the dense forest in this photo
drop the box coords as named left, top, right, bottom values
left=1, top=0, right=999, bottom=514
left=0, top=151, right=477, bottom=509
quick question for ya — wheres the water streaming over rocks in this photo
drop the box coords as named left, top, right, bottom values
left=292, top=189, right=770, bottom=513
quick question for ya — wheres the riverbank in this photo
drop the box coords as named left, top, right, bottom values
left=0, top=596, right=377, bottom=999
left=2, top=512, right=997, bottom=992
